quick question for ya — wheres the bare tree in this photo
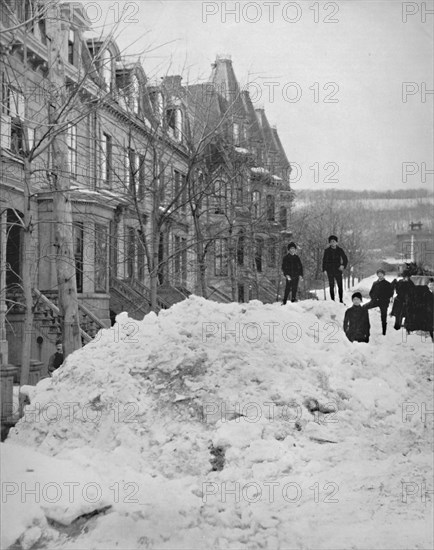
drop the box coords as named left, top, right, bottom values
left=291, top=194, right=368, bottom=290
left=0, top=0, right=134, bottom=380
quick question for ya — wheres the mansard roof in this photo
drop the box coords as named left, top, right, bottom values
left=271, top=127, right=290, bottom=168
left=241, top=91, right=263, bottom=143
left=209, top=56, right=246, bottom=119
left=255, top=108, right=278, bottom=153
left=183, top=83, right=224, bottom=147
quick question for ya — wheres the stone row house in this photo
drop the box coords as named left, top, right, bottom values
left=0, top=0, right=294, bottom=370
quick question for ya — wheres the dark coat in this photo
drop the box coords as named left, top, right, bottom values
left=369, top=279, right=393, bottom=304
left=322, top=246, right=348, bottom=274
left=343, top=305, right=370, bottom=343
left=404, top=286, right=434, bottom=333
left=391, top=279, right=415, bottom=319
left=282, top=253, right=303, bottom=278
left=48, top=352, right=64, bottom=374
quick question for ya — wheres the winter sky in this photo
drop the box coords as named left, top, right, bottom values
left=76, top=0, right=434, bottom=192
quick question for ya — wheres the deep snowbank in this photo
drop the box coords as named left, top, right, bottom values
left=2, top=295, right=433, bottom=549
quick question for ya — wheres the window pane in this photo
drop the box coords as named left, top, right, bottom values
left=95, top=224, right=108, bottom=292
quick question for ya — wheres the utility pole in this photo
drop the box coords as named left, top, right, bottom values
left=46, top=2, right=81, bottom=358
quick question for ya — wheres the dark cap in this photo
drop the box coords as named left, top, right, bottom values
left=351, top=292, right=362, bottom=301
left=328, top=235, right=338, bottom=243
left=287, top=242, right=297, bottom=250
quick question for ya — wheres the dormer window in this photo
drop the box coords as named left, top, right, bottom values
left=166, top=108, right=176, bottom=134
left=115, top=67, right=140, bottom=114
left=131, top=73, right=139, bottom=114
left=150, top=91, right=164, bottom=119
left=102, top=49, right=113, bottom=91
left=175, top=109, right=183, bottom=142
left=166, top=107, right=183, bottom=142
left=233, top=122, right=240, bottom=145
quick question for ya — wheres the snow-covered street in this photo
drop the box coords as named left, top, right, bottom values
left=2, top=288, right=433, bottom=549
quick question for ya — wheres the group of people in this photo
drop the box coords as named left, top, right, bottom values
left=343, top=270, right=434, bottom=343
left=281, top=235, right=347, bottom=305
left=281, top=236, right=434, bottom=343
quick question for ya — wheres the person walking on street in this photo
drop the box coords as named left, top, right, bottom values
left=343, top=292, right=370, bottom=343
left=322, top=235, right=348, bottom=303
left=281, top=242, right=303, bottom=304
left=364, top=269, right=394, bottom=335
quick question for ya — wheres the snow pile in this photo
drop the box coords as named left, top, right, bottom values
left=2, top=293, right=433, bottom=549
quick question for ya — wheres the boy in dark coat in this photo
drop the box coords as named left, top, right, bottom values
left=281, top=242, right=303, bottom=304
left=322, top=235, right=348, bottom=303
left=48, top=341, right=64, bottom=375
left=391, top=270, right=415, bottom=330
left=343, top=292, right=370, bottom=343
left=403, top=284, right=434, bottom=340
left=364, top=269, right=394, bottom=335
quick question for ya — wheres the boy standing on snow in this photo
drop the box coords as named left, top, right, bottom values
left=343, top=292, right=370, bottom=343
left=390, top=269, right=415, bottom=330
left=364, top=269, right=393, bottom=335
left=281, top=242, right=303, bottom=304
left=322, top=235, right=348, bottom=303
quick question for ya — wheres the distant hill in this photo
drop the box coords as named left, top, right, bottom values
left=292, top=188, right=433, bottom=273
left=294, top=188, right=433, bottom=201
